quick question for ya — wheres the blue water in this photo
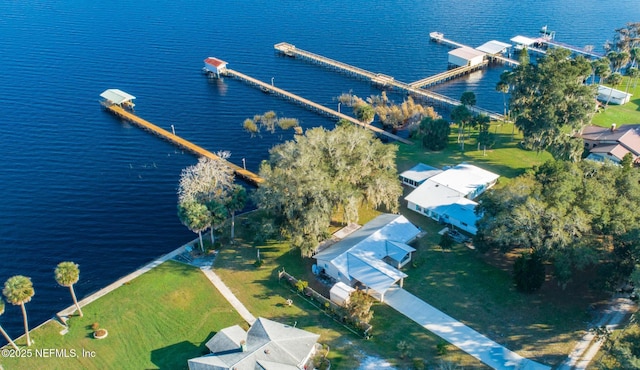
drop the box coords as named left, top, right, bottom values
left=0, top=0, right=638, bottom=343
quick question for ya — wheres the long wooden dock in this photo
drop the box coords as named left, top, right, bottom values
left=274, top=42, right=504, bottom=121
left=223, top=68, right=413, bottom=145
left=104, top=104, right=264, bottom=185
left=409, top=63, right=488, bottom=88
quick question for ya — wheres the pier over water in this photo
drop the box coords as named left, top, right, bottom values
left=219, top=68, right=413, bottom=145
left=274, top=42, right=505, bottom=121
left=100, top=89, right=263, bottom=185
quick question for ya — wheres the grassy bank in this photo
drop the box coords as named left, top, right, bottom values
left=0, top=261, right=242, bottom=370
left=397, top=121, right=553, bottom=181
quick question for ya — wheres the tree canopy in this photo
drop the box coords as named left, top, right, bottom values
left=177, top=157, right=237, bottom=250
left=254, top=124, right=402, bottom=256
left=418, top=116, right=450, bottom=151
left=475, top=160, right=640, bottom=289
left=500, top=48, right=596, bottom=160
left=55, top=261, right=83, bottom=317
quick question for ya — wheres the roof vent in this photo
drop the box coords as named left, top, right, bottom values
left=611, top=123, right=617, bottom=132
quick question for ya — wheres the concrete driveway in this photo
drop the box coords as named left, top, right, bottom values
left=384, top=286, right=550, bottom=370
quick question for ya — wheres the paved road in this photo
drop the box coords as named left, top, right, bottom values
left=384, top=286, right=550, bottom=370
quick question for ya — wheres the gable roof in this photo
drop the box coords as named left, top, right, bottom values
left=579, top=124, right=640, bottom=160
left=476, top=40, right=511, bottom=55
left=100, top=89, right=136, bottom=105
left=449, top=47, right=485, bottom=61
left=204, top=57, right=228, bottom=68
left=399, top=163, right=443, bottom=183
left=314, top=214, right=420, bottom=295
left=189, top=318, right=319, bottom=370
left=206, top=325, right=247, bottom=354
left=427, top=163, right=499, bottom=198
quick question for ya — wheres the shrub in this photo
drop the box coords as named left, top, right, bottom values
left=397, top=340, right=414, bottom=359
left=436, top=340, right=449, bottom=356
left=277, top=118, right=299, bottom=130
left=413, top=357, right=426, bottom=370
left=513, top=252, right=546, bottom=293
left=295, top=279, right=308, bottom=293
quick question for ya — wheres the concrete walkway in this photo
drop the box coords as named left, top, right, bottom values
left=173, top=249, right=257, bottom=326
left=384, top=287, right=550, bottom=370
left=199, top=266, right=257, bottom=325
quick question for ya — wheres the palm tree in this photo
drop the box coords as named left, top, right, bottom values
left=226, top=185, right=247, bottom=241
left=3, top=276, right=34, bottom=346
left=605, top=73, right=624, bottom=107
left=178, top=200, right=211, bottom=251
left=55, top=262, right=83, bottom=317
left=630, top=47, right=640, bottom=68
left=0, top=299, right=19, bottom=350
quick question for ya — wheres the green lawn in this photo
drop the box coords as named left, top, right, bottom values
left=214, top=212, right=487, bottom=369
left=591, top=76, right=640, bottom=127
left=214, top=206, right=607, bottom=369
left=0, top=261, right=242, bottom=370
left=397, top=121, right=553, bottom=181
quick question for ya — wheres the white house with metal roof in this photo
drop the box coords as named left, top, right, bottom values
left=405, top=163, right=499, bottom=235
left=398, top=163, right=442, bottom=188
left=188, top=317, right=320, bottom=370
left=314, top=214, right=421, bottom=302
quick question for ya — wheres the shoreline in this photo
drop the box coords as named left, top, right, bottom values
left=2, top=238, right=198, bottom=347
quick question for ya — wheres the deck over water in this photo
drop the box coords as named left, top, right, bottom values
left=105, top=104, right=264, bottom=185
left=223, top=68, right=414, bottom=145
left=275, top=42, right=504, bottom=121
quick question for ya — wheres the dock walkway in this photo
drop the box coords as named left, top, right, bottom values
left=409, top=63, right=488, bottom=88
left=224, top=68, right=413, bottom=145
left=105, top=104, right=264, bottom=185
left=275, top=42, right=504, bottom=121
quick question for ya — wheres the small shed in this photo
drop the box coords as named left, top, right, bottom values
left=330, top=282, right=355, bottom=306
left=448, top=47, right=485, bottom=67
left=597, top=85, right=632, bottom=105
left=203, top=57, right=228, bottom=77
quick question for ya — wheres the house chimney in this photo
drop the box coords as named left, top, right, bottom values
left=611, top=123, right=617, bottom=132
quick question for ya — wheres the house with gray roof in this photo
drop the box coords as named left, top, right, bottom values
left=313, top=214, right=420, bottom=302
left=578, top=124, right=640, bottom=164
left=188, top=317, right=320, bottom=370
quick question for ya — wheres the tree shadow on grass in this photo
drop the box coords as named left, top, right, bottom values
left=151, top=337, right=214, bottom=370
